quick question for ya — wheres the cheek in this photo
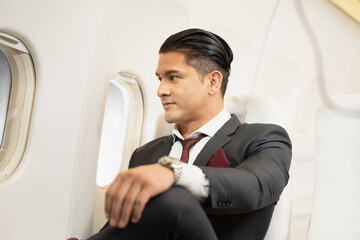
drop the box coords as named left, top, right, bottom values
left=179, top=89, right=196, bottom=105
left=185, top=91, right=206, bottom=110
left=174, top=81, right=207, bottom=107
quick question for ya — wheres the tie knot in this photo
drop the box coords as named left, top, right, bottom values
left=179, top=134, right=206, bottom=150
left=178, top=134, right=206, bottom=163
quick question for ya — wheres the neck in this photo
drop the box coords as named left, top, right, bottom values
left=176, top=107, right=223, bottom=139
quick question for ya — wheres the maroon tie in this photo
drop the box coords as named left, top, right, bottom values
left=179, top=134, right=206, bottom=163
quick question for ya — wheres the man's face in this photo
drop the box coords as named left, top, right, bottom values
left=156, top=52, right=210, bottom=126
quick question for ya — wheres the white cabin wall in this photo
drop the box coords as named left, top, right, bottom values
left=253, top=0, right=360, bottom=134
left=0, top=0, right=122, bottom=239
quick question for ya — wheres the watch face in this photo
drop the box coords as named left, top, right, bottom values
left=158, top=156, right=182, bottom=184
left=164, top=158, right=172, bottom=165
left=159, top=156, right=180, bottom=167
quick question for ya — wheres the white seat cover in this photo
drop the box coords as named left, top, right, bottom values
left=307, top=94, right=360, bottom=240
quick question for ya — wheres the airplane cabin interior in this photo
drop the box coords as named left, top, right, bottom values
left=0, top=0, right=360, bottom=239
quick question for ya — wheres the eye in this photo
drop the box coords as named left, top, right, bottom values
left=157, top=76, right=162, bottom=82
left=169, top=75, right=179, bottom=81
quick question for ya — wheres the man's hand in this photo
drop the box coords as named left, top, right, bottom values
left=105, top=163, right=174, bottom=229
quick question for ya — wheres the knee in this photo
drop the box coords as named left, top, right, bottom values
left=148, top=186, right=202, bottom=219
left=148, top=186, right=217, bottom=240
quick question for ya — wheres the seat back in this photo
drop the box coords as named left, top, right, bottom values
left=307, top=94, right=360, bottom=240
left=226, top=94, right=291, bottom=240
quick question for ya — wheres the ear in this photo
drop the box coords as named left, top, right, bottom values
left=207, top=70, right=223, bottom=95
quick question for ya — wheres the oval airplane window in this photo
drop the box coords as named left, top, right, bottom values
left=0, top=32, right=35, bottom=181
left=96, top=72, right=143, bottom=187
left=0, top=49, right=11, bottom=147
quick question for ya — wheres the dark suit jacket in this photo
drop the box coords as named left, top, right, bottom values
left=128, top=115, right=292, bottom=240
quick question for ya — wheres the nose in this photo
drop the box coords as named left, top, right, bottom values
left=157, top=80, right=171, bottom=97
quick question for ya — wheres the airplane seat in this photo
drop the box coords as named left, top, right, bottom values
left=225, top=93, right=291, bottom=240
left=307, top=94, right=360, bottom=240
left=225, top=93, right=290, bottom=132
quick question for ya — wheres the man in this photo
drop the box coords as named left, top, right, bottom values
left=88, top=28, right=291, bottom=240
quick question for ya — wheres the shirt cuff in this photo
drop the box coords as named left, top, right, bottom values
left=175, top=163, right=209, bottom=201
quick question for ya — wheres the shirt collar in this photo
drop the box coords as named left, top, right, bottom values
left=172, top=109, right=231, bottom=141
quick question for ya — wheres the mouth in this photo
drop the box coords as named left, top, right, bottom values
left=162, top=102, right=175, bottom=109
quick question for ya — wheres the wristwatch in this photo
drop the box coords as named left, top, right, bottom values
left=158, top=156, right=182, bottom=184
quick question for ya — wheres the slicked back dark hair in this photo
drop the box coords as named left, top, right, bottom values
left=159, top=28, right=233, bottom=96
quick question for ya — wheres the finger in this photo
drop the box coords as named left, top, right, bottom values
left=117, top=182, right=143, bottom=228
left=108, top=177, right=134, bottom=227
left=105, top=174, right=123, bottom=218
left=131, top=188, right=151, bottom=224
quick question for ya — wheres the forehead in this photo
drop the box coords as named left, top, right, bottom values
left=156, top=52, right=190, bottom=75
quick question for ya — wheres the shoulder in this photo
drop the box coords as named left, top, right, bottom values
left=128, top=135, right=171, bottom=168
left=220, top=115, right=290, bottom=144
left=227, top=121, right=292, bottom=154
left=236, top=122, right=292, bottom=156
left=237, top=122, right=289, bottom=138
left=219, top=121, right=292, bottom=170
left=136, top=135, right=170, bottom=152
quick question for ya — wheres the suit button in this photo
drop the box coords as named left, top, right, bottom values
left=216, top=200, right=222, bottom=206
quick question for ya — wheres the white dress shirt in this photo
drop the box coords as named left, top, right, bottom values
left=168, top=109, right=231, bottom=200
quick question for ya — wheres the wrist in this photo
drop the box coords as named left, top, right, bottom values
left=158, top=156, right=183, bottom=184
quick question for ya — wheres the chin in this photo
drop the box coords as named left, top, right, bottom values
left=164, top=113, right=180, bottom=124
left=164, top=116, right=175, bottom=124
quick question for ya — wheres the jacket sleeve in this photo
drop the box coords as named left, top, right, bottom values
left=199, top=124, right=292, bottom=214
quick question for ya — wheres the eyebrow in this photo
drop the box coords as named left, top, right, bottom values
left=155, top=70, right=182, bottom=77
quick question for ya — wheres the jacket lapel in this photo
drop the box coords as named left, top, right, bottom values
left=193, top=115, right=240, bottom=166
